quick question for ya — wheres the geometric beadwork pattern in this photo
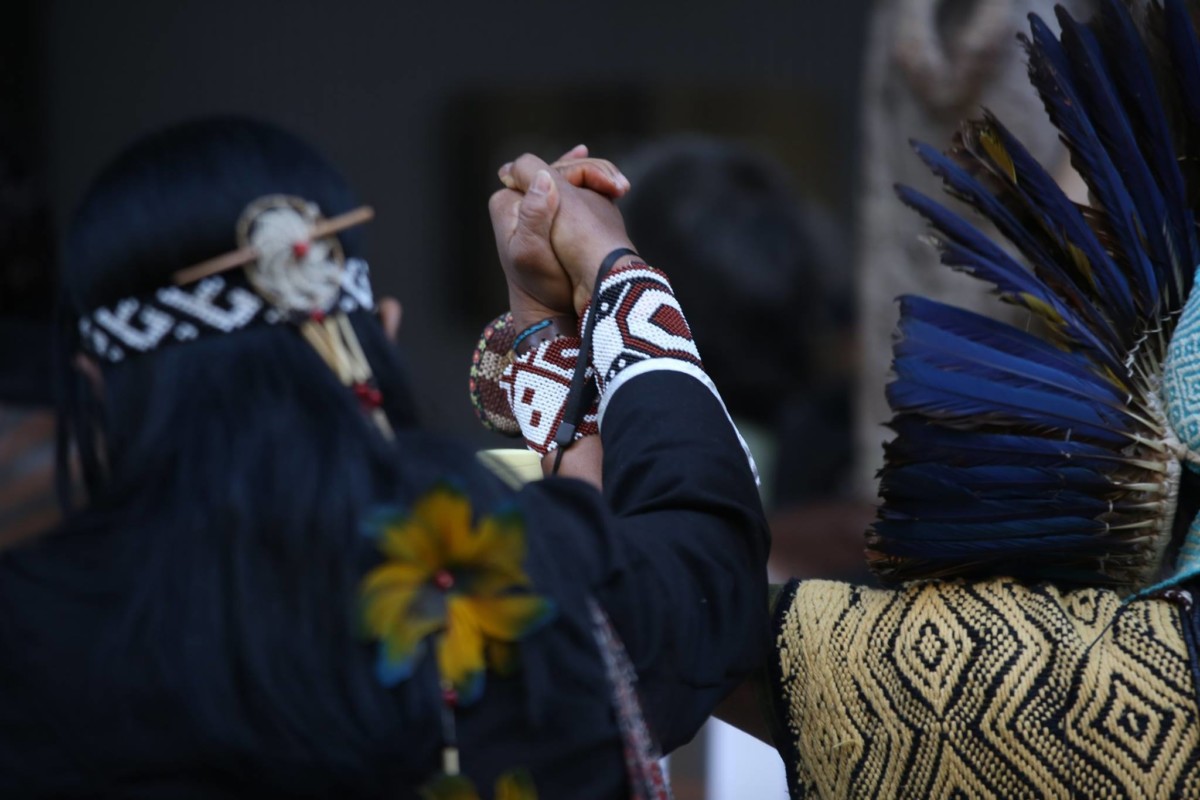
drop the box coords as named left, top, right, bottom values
left=584, top=263, right=703, bottom=398
left=468, top=312, right=522, bottom=437
left=772, top=578, right=1200, bottom=799
left=581, top=262, right=759, bottom=483
left=498, top=335, right=598, bottom=457
left=79, top=257, right=375, bottom=364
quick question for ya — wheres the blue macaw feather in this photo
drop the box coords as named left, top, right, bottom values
left=884, top=419, right=1126, bottom=471
left=882, top=491, right=1149, bottom=523
left=872, top=529, right=1114, bottom=555
left=913, top=140, right=1125, bottom=342
left=874, top=4, right=1197, bottom=589
left=898, top=296, right=1128, bottom=402
left=868, top=525, right=1108, bottom=551
left=879, top=490, right=1116, bottom=521
left=914, top=141, right=1076, bottom=284
left=884, top=464, right=1119, bottom=496
left=895, top=348, right=1133, bottom=433
left=954, top=116, right=1131, bottom=348
left=1025, top=14, right=1160, bottom=314
left=888, top=358, right=1136, bottom=447
left=897, top=185, right=1123, bottom=370
left=1056, top=7, right=1173, bottom=312
left=896, top=314, right=1129, bottom=412
left=1016, top=58, right=1141, bottom=314
left=1164, top=0, right=1200, bottom=136
left=873, top=544, right=1154, bottom=572
left=883, top=500, right=1128, bottom=519
left=1094, top=0, right=1198, bottom=305
left=1160, top=0, right=1200, bottom=300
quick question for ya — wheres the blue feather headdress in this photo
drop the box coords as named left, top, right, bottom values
left=872, top=0, right=1200, bottom=593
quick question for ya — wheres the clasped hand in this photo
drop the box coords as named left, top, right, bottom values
left=488, top=145, right=638, bottom=330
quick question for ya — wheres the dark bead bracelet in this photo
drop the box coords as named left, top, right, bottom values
left=512, top=315, right=577, bottom=356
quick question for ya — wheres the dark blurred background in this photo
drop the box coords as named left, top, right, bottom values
left=15, top=0, right=870, bottom=446
left=6, top=2, right=875, bottom=797
left=9, top=1, right=1089, bottom=797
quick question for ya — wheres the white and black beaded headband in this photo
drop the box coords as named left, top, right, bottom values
left=78, top=195, right=376, bottom=364
left=79, top=194, right=392, bottom=436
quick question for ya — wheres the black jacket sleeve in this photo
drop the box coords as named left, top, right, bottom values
left=520, top=369, right=770, bottom=753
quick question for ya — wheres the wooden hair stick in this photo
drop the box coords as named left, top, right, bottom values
left=172, top=205, right=376, bottom=286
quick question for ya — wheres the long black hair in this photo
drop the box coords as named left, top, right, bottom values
left=58, top=117, right=419, bottom=499
left=28, top=118, right=503, bottom=794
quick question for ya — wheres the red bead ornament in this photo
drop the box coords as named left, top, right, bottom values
left=353, top=382, right=383, bottom=409
left=309, top=310, right=326, bottom=324
left=292, top=240, right=310, bottom=259
left=434, top=570, right=455, bottom=591
left=441, top=686, right=459, bottom=708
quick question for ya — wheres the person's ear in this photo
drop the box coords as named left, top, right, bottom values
left=378, top=297, right=403, bottom=343
left=73, top=353, right=104, bottom=397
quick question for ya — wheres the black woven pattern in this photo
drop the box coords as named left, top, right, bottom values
left=773, top=578, right=1200, bottom=798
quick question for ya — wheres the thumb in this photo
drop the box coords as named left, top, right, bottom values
left=514, top=170, right=559, bottom=246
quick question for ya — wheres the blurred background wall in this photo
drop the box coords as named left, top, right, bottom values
left=11, top=2, right=875, bottom=797
left=852, top=0, right=1093, bottom=498
left=33, top=0, right=871, bottom=450
left=7, top=0, right=1088, bottom=797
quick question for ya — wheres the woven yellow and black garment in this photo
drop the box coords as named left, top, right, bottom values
left=770, top=578, right=1200, bottom=799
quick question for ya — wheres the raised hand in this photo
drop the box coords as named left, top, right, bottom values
left=489, top=162, right=567, bottom=328
left=545, top=145, right=630, bottom=198
left=489, top=146, right=631, bottom=326
left=498, top=153, right=638, bottom=316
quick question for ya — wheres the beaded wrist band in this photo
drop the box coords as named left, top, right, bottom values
left=468, top=312, right=522, bottom=436
left=576, top=263, right=753, bottom=482
left=582, top=262, right=703, bottom=397
left=468, top=314, right=585, bottom=440
left=498, top=335, right=599, bottom=456
left=578, top=260, right=759, bottom=483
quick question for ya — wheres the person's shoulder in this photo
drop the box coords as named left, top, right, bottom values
left=769, top=579, right=1200, bottom=797
left=772, top=576, right=1153, bottom=641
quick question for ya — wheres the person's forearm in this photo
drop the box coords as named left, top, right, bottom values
left=713, top=670, right=776, bottom=746
left=713, top=583, right=791, bottom=746
left=542, top=434, right=602, bottom=489
left=592, top=370, right=769, bottom=751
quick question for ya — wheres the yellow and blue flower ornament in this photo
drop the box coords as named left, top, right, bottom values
left=360, top=483, right=553, bottom=797
left=418, top=769, right=539, bottom=800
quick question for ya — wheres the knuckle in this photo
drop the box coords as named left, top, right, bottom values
left=509, top=240, right=541, bottom=265
left=488, top=189, right=512, bottom=214
left=513, top=153, right=542, bottom=174
left=519, top=193, right=549, bottom=215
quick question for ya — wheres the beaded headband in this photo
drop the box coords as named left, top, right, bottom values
left=78, top=196, right=375, bottom=363
left=77, top=195, right=391, bottom=435
left=78, top=256, right=375, bottom=364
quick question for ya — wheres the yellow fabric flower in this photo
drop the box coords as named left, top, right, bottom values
left=361, top=484, right=555, bottom=703
left=419, top=769, right=539, bottom=800
left=494, top=769, right=538, bottom=800
left=418, top=774, right=478, bottom=800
